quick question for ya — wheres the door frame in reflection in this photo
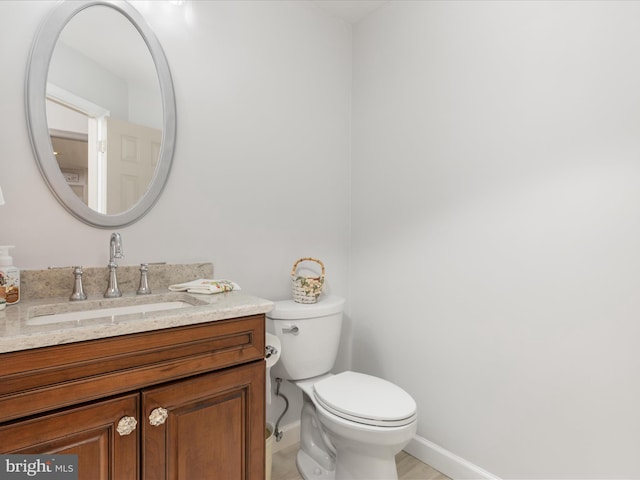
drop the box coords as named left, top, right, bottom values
left=47, top=82, right=109, bottom=213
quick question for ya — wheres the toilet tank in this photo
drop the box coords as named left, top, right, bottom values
left=266, top=296, right=345, bottom=380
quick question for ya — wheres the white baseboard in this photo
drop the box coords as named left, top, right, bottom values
left=404, top=435, right=500, bottom=480
left=270, top=420, right=301, bottom=454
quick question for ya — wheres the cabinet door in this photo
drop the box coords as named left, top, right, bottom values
left=142, top=361, right=265, bottom=480
left=0, top=394, right=139, bottom=480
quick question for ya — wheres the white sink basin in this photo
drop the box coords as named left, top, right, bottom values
left=27, top=295, right=207, bottom=326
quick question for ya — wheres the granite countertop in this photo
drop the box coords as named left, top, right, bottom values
left=0, top=291, right=274, bottom=354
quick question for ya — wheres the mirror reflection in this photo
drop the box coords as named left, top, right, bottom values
left=46, top=5, right=162, bottom=215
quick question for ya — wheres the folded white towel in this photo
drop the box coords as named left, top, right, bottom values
left=168, top=279, right=241, bottom=295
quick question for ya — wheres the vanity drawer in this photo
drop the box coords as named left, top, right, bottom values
left=0, top=314, right=265, bottom=423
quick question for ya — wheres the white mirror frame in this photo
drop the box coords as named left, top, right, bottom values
left=26, top=0, right=176, bottom=228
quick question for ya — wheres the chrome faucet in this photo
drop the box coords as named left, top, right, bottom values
left=104, top=232, right=124, bottom=298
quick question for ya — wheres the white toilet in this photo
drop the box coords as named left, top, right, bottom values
left=267, top=296, right=417, bottom=480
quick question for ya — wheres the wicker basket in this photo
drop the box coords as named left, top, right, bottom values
left=291, top=257, right=325, bottom=304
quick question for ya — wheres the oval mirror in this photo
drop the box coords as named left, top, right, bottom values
left=26, top=0, right=176, bottom=228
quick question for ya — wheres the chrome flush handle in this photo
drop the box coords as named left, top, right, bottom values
left=282, top=325, right=299, bottom=335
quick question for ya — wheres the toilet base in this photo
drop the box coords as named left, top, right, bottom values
left=332, top=448, right=399, bottom=480
left=297, top=449, right=334, bottom=480
left=296, top=446, right=400, bottom=480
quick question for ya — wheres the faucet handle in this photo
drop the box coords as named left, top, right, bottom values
left=137, top=263, right=151, bottom=295
left=70, top=266, right=87, bottom=301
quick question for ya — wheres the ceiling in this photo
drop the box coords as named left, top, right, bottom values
left=311, top=0, right=388, bottom=23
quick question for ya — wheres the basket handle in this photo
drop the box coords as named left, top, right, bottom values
left=291, top=257, right=325, bottom=277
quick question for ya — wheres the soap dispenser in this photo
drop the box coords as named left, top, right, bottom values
left=0, top=246, right=19, bottom=304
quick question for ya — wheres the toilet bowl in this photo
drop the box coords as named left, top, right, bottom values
left=267, top=296, right=417, bottom=480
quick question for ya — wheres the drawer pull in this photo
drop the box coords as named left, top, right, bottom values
left=116, top=416, right=138, bottom=436
left=149, top=407, right=169, bottom=426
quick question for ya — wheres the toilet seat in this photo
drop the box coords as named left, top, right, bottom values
left=313, top=371, right=417, bottom=427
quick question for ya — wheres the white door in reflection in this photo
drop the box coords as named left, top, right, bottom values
left=105, top=117, right=161, bottom=214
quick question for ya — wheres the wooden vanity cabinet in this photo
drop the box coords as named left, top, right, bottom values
left=0, top=394, right=140, bottom=479
left=0, top=314, right=266, bottom=480
left=142, top=362, right=264, bottom=479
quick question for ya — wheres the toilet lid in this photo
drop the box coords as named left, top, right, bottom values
left=313, top=371, right=417, bottom=427
left=266, top=296, right=345, bottom=320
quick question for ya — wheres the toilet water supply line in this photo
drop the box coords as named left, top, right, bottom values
left=274, top=377, right=289, bottom=442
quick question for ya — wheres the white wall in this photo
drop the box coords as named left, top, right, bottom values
left=352, top=1, right=640, bottom=478
left=49, top=42, right=129, bottom=121
left=0, top=0, right=351, bottom=428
